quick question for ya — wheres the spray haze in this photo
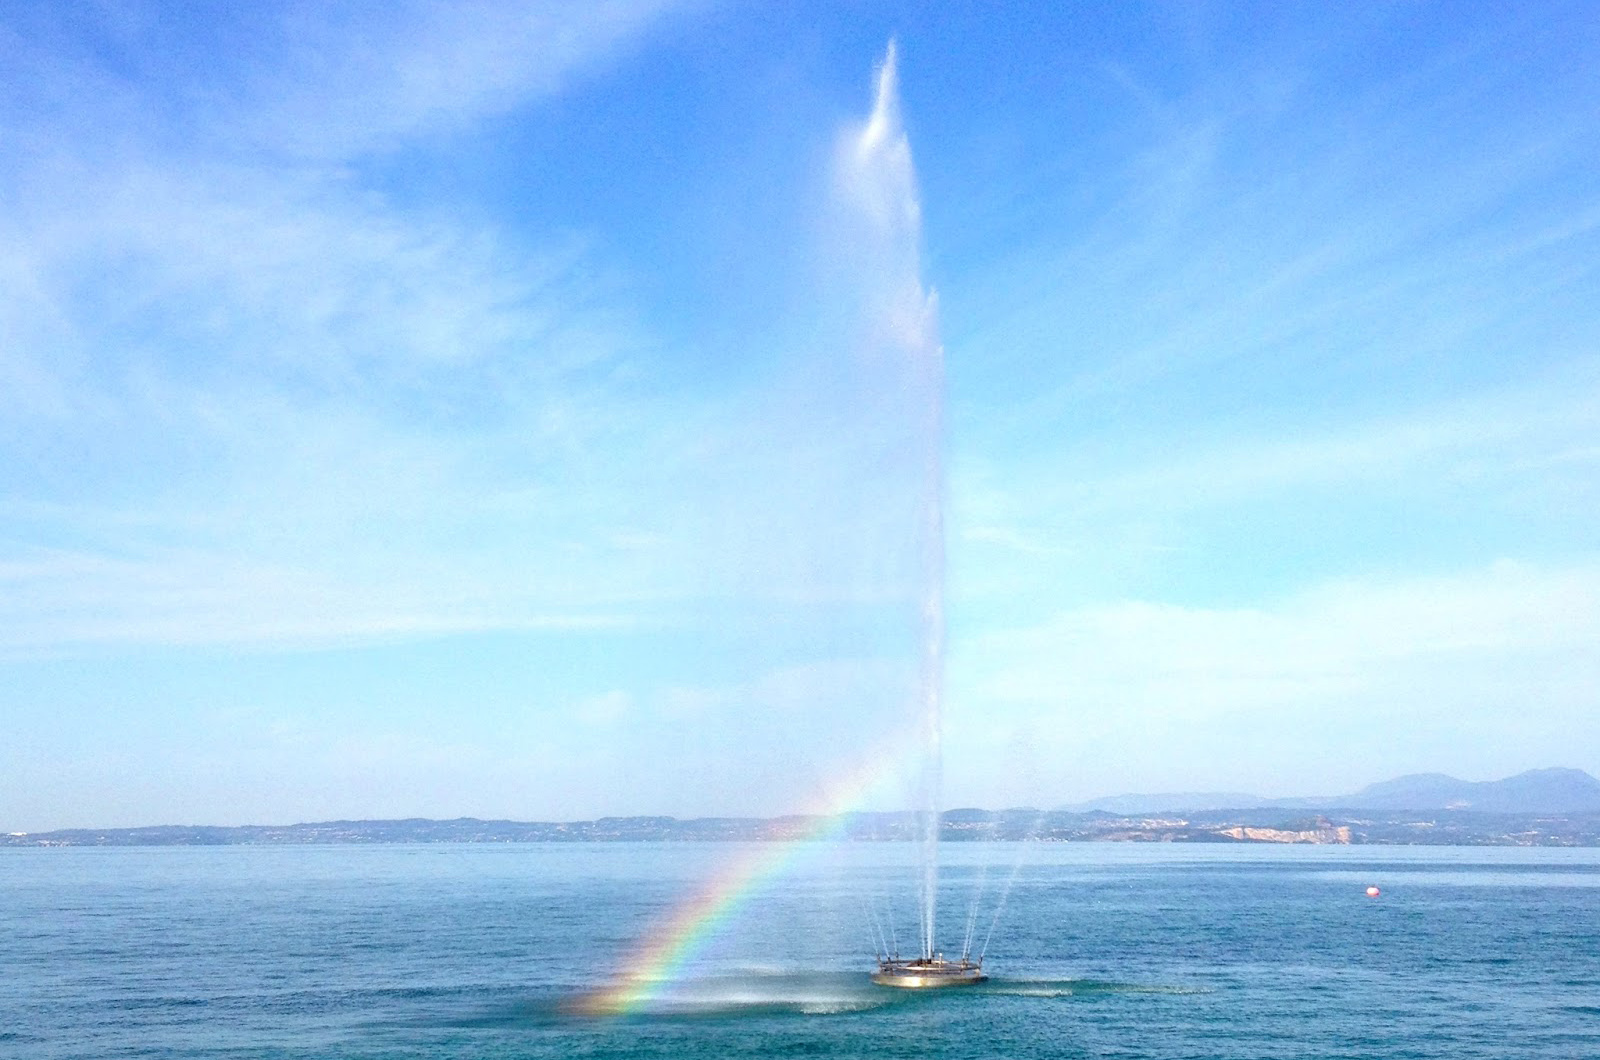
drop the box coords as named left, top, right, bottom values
left=589, top=43, right=953, bottom=1006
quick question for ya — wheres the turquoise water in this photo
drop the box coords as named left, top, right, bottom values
left=3, top=842, right=1597, bottom=1058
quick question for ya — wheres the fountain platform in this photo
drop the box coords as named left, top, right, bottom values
left=871, top=956, right=985, bottom=988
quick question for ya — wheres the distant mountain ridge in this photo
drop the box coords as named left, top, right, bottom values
left=1061, top=767, right=1600, bottom=815
left=11, top=800, right=1600, bottom=847
left=10, top=769, right=1600, bottom=847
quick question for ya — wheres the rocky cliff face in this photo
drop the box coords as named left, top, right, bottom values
left=1214, top=823, right=1352, bottom=844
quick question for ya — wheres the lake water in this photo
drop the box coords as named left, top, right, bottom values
left=3, top=842, right=1597, bottom=1058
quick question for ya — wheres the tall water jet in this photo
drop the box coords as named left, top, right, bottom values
left=576, top=44, right=971, bottom=1014
left=836, top=42, right=954, bottom=979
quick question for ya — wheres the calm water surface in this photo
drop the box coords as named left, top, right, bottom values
left=3, top=842, right=1597, bottom=1058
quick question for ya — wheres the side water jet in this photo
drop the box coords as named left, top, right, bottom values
left=845, top=41, right=980, bottom=991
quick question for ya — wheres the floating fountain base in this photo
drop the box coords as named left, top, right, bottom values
left=871, top=956, right=985, bottom=989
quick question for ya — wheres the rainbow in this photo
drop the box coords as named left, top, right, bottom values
left=572, top=741, right=920, bottom=1016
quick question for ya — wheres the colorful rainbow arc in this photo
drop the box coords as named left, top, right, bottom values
left=571, top=740, right=920, bottom=1016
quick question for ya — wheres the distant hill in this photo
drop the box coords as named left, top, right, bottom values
left=1060, top=768, right=1600, bottom=815
left=1339, top=768, right=1600, bottom=813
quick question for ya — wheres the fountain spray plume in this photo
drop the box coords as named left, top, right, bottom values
left=838, top=40, right=945, bottom=963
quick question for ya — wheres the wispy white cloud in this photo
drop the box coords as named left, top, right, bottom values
left=1072, top=368, right=1600, bottom=508
left=950, top=364, right=1600, bottom=608
left=949, top=14, right=1600, bottom=430
left=947, top=558, right=1600, bottom=804
left=0, top=2, right=699, bottom=653
left=226, top=0, right=690, bottom=161
left=0, top=541, right=633, bottom=659
left=0, top=0, right=688, bottom=165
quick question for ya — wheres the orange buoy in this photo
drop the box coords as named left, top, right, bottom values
left=1366, top=885, right=1381, bottom=898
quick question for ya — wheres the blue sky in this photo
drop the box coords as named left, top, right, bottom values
left=3, top=1, right=1598, bottom=830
